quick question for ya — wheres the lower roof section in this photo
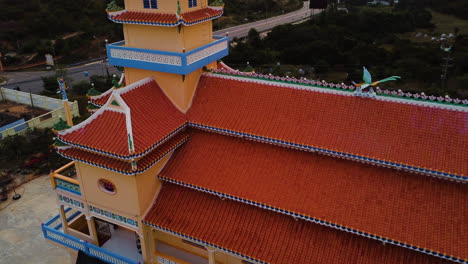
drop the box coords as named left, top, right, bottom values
left=57, top=132, right=189, bottom=175
left=159, top=130, right=468, bottom=261
left=145, top=183, right=452, bottom=264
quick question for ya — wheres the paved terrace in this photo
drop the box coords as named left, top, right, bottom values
left=0, top=175, right=75, bottom=264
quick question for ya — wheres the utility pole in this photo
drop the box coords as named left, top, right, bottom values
left=0, top=52, right=3, bottom=73
left=440, top=40, right=454, bottom=92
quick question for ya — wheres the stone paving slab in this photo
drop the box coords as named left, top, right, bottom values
left=0, top=175, right=76, bottom=264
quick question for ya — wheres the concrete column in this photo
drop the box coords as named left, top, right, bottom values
left=206, top=247, right=216, bottom=264
left=151, top=229, right=158, bottom=255
left=58, top=205, right=68, bottom=233
left=139, top=232, right=152, bottom=264
left=85, top=216, right=99, bottom=246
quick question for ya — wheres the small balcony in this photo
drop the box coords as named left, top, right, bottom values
left=42, top=208, right=142, bottom=264
left=107, top=36, right=229, bottom=75
left=50, top=161, right=81, bottom=196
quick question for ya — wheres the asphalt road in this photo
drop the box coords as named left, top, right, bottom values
left=1, top=2, right=319, bottom=94
left=215, top=1, right=318, bottom=39
left=1, top=62, right=120, bottom=94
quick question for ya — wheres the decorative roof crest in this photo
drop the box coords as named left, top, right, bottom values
left=353, top=67, right=401, bottom=98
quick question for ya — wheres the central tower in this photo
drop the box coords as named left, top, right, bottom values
left=106, top=0, right=228, bottom=111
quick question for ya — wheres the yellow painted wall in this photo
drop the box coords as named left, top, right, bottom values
left=124, top=22, right=213, bottom=53
left=125, top=0, right=207, bottom=13
left=153, top=230, right=247, bottom=264
left=124, top=25, right=184, bottom=52
left=181, top=22, right=212, bottom=51
left=75, top=162, right=139, bottom=217
left=155, top=230, right=209, bottom=259
left=214, top=252, right=245, bottom=264
left=135, top=154, right=172, bottom=216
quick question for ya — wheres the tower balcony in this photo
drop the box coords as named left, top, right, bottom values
left=107, top=36, right=229, bottom=75
left=42, top=208, right=141, bottom=264
left=50, top=161, right=81, bottom=196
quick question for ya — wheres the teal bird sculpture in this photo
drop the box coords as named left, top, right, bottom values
left=353, top=67, right=401, bottom=90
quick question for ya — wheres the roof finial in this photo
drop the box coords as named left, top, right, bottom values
left=353, top=67, right=401, bottom=98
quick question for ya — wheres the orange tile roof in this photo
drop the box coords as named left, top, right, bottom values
left=188, top=74, right=468, bottom=179
left=89, top=90, right=112, bottom=107
left=59, top=109, right=130, bottom=156
left=159, top=130, right=468, bottom=261
left=108, top=11, right=179, bottom=25
left=145, top=184, right=453, bottom=264
left=180, top=8, right=223, bottom=24
left=107, top=8, right=223, bottom=26
left=58, top=79, right=186, bottom=158
left=57, top=146, right=132, bottom=173
left=57, top=132, right=189, bottom=174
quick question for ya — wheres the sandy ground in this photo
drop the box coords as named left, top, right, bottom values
left=0, top=101, right=48, bottom=117
left=0, top=175, right=76, bottom=264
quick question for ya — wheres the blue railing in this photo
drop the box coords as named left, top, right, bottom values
left=41, top=209, right=139, bottom=264
left=107, top=36, right=229, bottom=75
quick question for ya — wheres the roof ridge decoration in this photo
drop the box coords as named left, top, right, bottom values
left=107, top=7, right=223, bottom=27
left=112, top=92, right=135, bottom=154
left=209, top=70, right=468, bottom=111
left=353, top=66, right=401, bottom=98
left=58, top=77, right=187, bottom=159
left=157, top=176, right=467, bottom=264
left=58, top=78, right=156, bottom=155
left=189, top=123, right=467, bottom=183
left=89, top=85, right=113, bottom=101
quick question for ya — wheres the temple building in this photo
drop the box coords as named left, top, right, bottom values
left=41, top=0, right=468, bottom=264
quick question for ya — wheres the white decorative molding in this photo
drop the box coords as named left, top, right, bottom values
left=110, top=49, right=182, bottom=66
left=187, top=41, right=228, bottom=65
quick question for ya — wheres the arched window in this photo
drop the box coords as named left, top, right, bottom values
left=143, top=0, right=158, bottom=9
left=188, top=0, right=197, bottom=8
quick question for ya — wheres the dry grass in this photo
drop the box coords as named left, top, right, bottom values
left=430, top=10, right=468, bottom=34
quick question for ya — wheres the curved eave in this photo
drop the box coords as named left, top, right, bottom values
left=57, top=134, right=189, bottom=175
left=56, top=124, right=187, bottom=160
left=107, top=10, right=223, bottom=27
left=158, top=176, right=467, bottom=264
left=57, top=150, right=134, bottom=175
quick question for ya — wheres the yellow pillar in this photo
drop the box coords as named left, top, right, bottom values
left=86, top=216, right=99, bottom=246
left=63, top=100, right=73, bottom=126
left=206, top=247, right=216, bottom=264
left=139, top=231, right=152, bottom=264
left=58, top=205, right=68, bottom=233
left=149, top=229, right=158, bottom=258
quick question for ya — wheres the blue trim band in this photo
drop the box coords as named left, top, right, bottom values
left=42, top=211, right=139, bottom=264
left=56, top=185, right=81, bottom=196
left=107, top=36, right=229, bottom=75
